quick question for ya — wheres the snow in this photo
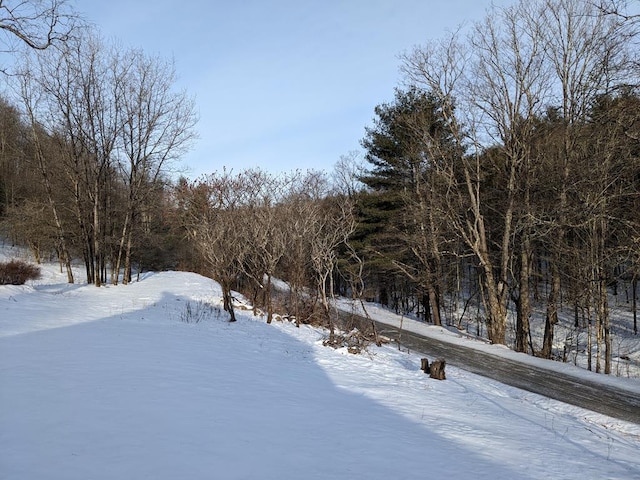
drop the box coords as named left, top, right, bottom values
left=338, top=299, right=640, bottom=394
left=1, top=252, right=639, bottom=479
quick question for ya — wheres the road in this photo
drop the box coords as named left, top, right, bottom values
left=337, top=312, right=640, bottom=424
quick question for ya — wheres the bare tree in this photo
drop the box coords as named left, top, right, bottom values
left=14, top=31, right=196, bottom=286
left=400, top=0, right=636, bottom=353
left=0, top=0, right=78, bottom=52
left=279, top=171, right=327, bottom=326
left=309, top=194, right=357, bottom=337
left=36, top=34, right=123, bottom=286
left=235, top=169, right=289, bottom=323
left=467, top=1, right=550, bottom=350
left=534, top=0, right=634, bottom=361
left=17, top=64, right=74, bottom=281
left=401, top=29, right=517, bottom=344
left=331, top=150, right=367, bottom=197
left=594, top=0, right=640, bottom=21
left=180, top=171, right=254, bottom=322
left=114, top=48, right=197, bottom=285
left=0, top=97, right=26, bottom=219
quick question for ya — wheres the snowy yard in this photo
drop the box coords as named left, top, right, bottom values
left=1, top=253, right=639, bottom=479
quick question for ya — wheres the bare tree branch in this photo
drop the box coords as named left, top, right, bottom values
left=0, top=0, right=79, bottom=51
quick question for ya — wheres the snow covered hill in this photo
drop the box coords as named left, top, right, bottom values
left=1, top=253, right=639, bottom=479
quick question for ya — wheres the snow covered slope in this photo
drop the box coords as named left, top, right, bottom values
left=1, top=258, right=639, bottom=479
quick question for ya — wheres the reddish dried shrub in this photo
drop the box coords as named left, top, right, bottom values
left=0, top=260, right=42, bottom=285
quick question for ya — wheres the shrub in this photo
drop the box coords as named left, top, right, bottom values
left=0, top=259, right=42, bottom=285
left=179, top=300, right=222, bottom=323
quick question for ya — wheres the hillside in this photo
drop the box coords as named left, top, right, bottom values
left=1, top=250, right=639, bottom=479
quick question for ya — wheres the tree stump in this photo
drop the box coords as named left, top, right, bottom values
left=421, top=358, right=430, bottom=374
left=421, top=357, right=446, bottom=380
left=430, top=359, right=446, bottom=380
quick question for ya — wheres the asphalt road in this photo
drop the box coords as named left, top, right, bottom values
left=339, top=313, right=640, bottom=424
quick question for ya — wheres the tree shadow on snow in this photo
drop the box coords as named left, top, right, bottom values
left=0, top=290, right=542, bottom=480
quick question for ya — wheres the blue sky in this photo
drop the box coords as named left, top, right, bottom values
left=75, top=1, right=509, bottom=178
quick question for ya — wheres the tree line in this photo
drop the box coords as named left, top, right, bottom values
left=2, top=26, right=198, bottom=286
left=0, top=0, right=638, bottom=374
left=355, top=0, right=639, bottom=373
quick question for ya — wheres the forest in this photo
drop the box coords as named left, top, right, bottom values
left=0, top=0, right=638, bottom=375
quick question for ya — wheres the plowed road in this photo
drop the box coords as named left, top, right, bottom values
left=342, top=313, right=640, bottom=424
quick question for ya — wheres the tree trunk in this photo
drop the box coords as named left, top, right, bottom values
left=42, top=170, right=74, bottom=284
left=92, top=181, right=102, bottom=287
left=479, top=255, right=507, bottom=345
left=25, top=108, right=74, bottom=284
left=542, top=260, right=560, bottom=359
left=222, top=281, right=236, bottom=322
left=266, top=274, right=274, bottom=324
left=429, top=359, right=446, bottom=380
left=596, top=218, right=611, bottom=374
left=515, top=236, right=531, bottom=354
left=319, top=270, right=335, bottom=337
left=587, top=304, right=593, bottom=371
left=599, top=275, right=611, bottom=374
left=114, top=210, right=131, bottom=285
left=596, top=304, right=602, bottom=374
left=123, top=228, right=133, bottom=285
left=427, top=282, right=442, bottom=326
left=465, top=167, right=509, bottom=345
left=633, top=274, right=638, bottom=335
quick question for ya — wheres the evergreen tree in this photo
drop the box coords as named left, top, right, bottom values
left=359, top=87, right=458, bottom=323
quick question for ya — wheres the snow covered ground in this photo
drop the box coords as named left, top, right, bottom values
left=337, top=297, right=640, bottom=394
left=1, top=250, right=639, bottom=479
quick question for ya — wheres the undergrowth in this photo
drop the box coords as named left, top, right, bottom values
left=0, top=260, right=41, bottom=285
left=180, top=300, right=222, bottom=323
